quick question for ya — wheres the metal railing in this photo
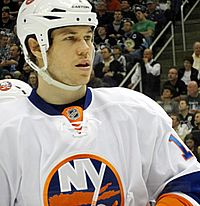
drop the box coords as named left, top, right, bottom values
left=119, top=0, right=200, bottom=89
left=119, top=21, right=176, bottom=90
left=181, top=0, right=200, bottom=51
left=119, top=62, right=143, bottom=91
left=150, top=21, right=175, bottom=65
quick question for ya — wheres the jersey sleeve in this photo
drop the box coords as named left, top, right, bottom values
left=145, top=108, right=200, bottom=205
left=0, top=118, right=21, bottom=205
left=156, top=193, right=193, bottom=206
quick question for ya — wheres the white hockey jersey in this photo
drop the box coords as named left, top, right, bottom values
left=0, top=87, right=200, bottom=206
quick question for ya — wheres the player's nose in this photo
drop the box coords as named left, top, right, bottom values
left=76, top=39, right=90, bottom=57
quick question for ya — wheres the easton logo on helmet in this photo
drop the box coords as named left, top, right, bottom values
left=72, top=5, right=90, bottom=9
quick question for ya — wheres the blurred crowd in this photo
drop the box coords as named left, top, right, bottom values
left=1, top=0, right=200, bottom=159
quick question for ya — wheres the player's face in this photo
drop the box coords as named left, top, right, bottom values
left=47, top=26, right=94, bottom=86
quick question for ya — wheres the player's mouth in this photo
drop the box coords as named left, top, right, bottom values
left=75, top=61, right=90, bottom=70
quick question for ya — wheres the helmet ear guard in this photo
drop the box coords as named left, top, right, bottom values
left=17, top=0, right=98, bottom=91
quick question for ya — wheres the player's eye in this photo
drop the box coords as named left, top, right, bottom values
left=63, top=35, right=75, bottom=41
left=84, top=35, right=93, bottom=42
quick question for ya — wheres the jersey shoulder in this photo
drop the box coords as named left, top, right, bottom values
left=0, top=98, right=33, bottom=125
left=91, top=87, right=170, bottom=120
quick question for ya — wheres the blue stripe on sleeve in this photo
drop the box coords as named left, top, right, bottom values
left=160, top=171, right=200, bottom=204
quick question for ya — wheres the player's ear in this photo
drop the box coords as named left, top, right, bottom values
left=27, top=38, right=42, bottom=59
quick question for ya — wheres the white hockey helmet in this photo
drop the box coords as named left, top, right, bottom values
left=17, top=0, right=98, bottom=91
left=0, top=79, right=32, bottom=103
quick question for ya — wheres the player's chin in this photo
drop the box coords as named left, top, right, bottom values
left=79, top=76, right=91, bottom=85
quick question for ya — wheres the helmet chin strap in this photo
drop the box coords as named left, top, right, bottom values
left=26, top=44, right=84, bottom=91
left=38, top=69, right=83, bottom=91
left=26, top=58, right=83, bottom=91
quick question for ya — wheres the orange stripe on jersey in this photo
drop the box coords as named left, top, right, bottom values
left=156, top=193, right=193, bottom=206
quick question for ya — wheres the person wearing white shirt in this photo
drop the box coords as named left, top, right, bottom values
left=128, top=48, right=161, bottom=100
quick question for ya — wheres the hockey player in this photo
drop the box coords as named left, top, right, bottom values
left=0, top=0, right=200, bottom=205
left=0, top=78, right=32, bottom=102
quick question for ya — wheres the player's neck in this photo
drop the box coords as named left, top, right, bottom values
left=36, top=78, right=87, bottom=105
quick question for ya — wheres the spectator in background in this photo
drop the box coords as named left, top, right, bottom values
left=0, top=32, right=10, bottom=61
left=120, top=0, right=136, bottom=22
left=95, top=1, right=113, bottom=26
left=119, top=19, right=148, bottom=62
left=192, top=111, right=200, bottom=148
left=112, top=45, right=127, bottom=76
left=170, top=113, right=191, bottom=141
left=106, top=0, right=121, bottom=12
left=0, top=44, right=25, bottom=77
left=187, top=81, right=200, bottom=113
left=93, top=44, right=103, bottom=68
left=1, top=0, right=20, bottom=18
left=171, top=0, right=182, bottom=21
left=28, top=71, right=38, bottom=89
left=193, top=111, right=200, bottom=130
left=107, top=10, right=124, bottom=43
left=131, top=0, right=146, bottom=8
left=0, top=69, right=13, bottom=79
left=140, top=48, right=161, bottom=100
left=94, top=46, right=114, bottom=81
left=184, top=133, right=200, bottom=162
left=17, top=0, right=24, bottom=8
left=178, top=98, right=194, bottom=131
left=94, top=25, right=117, bottom=49
left=178, top=56, right=199, bottom=86
left=157, top=85, right=179, bottom=115
left=94, top=46, right=124, bottom=86
left=0, top=6, right=16, bottom=33
left=21, top=62, right=33, bottom=83
left=129, top=48, right=161, bottom=100
left=87, top=69, right=110, bottom=88
left=192, top=41, right=200, bottom=71
left=162, top=67, right=187, bottom=101
left=193, top=111, right=200, bottom=131
left=8, top=24, right=20, bottom=46
left=133, top=5, right=155, bottom=46
left=0, top=0, right=2, bottom=20
left=95, top=0, right=113, bottom=26
left=146, top=0, right=167, bottom=36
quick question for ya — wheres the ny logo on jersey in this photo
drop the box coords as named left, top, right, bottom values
left=43, top=154, right=124, bottom=206
left=58, top=159, right=106, bottom=192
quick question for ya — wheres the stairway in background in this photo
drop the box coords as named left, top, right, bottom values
left=157, top=2, right=200, bottom=82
